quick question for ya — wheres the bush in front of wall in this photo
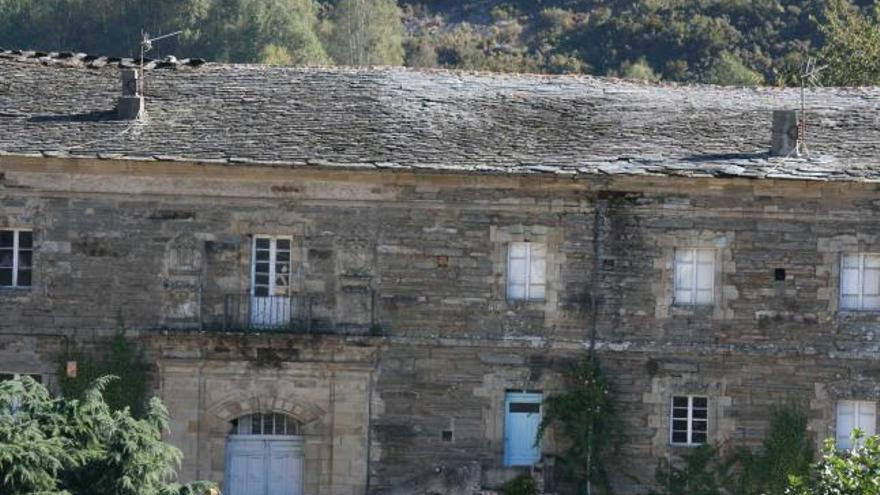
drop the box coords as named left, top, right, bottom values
left=538, top=357, right=620, bottom=494
left=58, top=330, right=148, bottom=418
left=501, top=474, right=538, bottom=495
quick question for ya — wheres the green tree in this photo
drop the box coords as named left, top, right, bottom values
left=702, top=51, right=764, bottom=86
left=538, top=358, right=619, bottom=494
left=618, top=57, right=661, bottom=82
left=0, top=376, right=214, bottom=495
left=650, top=444, right=734, bottom=495
left=816, top=0, right=880, bottom=86
left=787, top=431, right=880, bottom=495
left=196, top=0, right=329, bottom=64
left=736, top=405, right=813, bottom=495
left=325, top=0, right=405, bottom=66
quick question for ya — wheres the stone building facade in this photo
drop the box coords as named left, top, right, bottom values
left=3, top=50, right=880, bottom=494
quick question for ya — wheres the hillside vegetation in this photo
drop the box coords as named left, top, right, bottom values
left=0, top=0, right=878, bottom=86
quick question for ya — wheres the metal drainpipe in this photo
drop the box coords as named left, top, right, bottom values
left=586, top=192, right=608, bottom=495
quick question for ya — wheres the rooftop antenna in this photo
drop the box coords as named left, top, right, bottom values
left=797, top=57, right=826, bottom=157
left=139, top=30, right=182, bottom=95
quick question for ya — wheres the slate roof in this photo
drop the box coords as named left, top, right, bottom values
left=2, top=49, right=880, bottom=181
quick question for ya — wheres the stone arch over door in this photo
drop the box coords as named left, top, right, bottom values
left=202, top=393, right=328, bottom=494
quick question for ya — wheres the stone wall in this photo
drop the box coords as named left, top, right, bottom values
left=3, top=156, right=880, bottom=493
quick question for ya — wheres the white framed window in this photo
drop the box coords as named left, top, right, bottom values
left=674, top=248, right=714, bottom=305
left=507, top=242, right=546, bottom=301
left=837, top=400, right=876, bottom=449
left=671, top=395, right=708, bottom=445
left=0, top=372, right=41, bottom=383
left=251, top=236, right=292, bottom=298
left=840, top=254, right=880, bottom=311
left=0, top=229, right=33, bottom=288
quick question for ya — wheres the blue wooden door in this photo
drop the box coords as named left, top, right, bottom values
left=504, top=392, right=543, bottom=466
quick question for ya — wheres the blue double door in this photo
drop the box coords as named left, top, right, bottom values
left=504, top=392, right=543, bottom=466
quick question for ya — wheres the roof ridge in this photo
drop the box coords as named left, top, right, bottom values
left=0, top=48, right=206, bottom=70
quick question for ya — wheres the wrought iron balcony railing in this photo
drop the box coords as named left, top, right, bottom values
left=218, top=293, right=313, bottom=332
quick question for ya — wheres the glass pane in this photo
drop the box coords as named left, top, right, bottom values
left=864, top=268, right=880, bottom=296
left=692, top=432, right=707, bottom=443
left=841, top=294, right=859, bottom=310
left=692, top=408, right=708, bottom=419
left=508, top=258, right=527, bottom=284
left=696, top=249, right=714, bottom=263
left=254, top=262, right=270, bottom=274
left=255, top=274, right=269, bottom=285
left=254, top=286, right=269, bottom=297
left=255, top=238, right=270, bottom=249
left=0, top=373, right=14, bottom=381
left=671, top=431, right=688, bottom=443
left=692, top=421, right=707, bottom=432
left=676, top=263, right=693, bottom=289
left=17, top=270, right=31, bottom=287
left=508, top=284, right=525, bottom=300
left=276, top=263, right=290, bottom=277
left=695, top=289, right=713, bottom=305
left=18, top=231, right=32, bottom=249
left=531, top=243, right=546, bottom=259
left=672, top=396, right=689, bottom=408
left=530, top=257, right=546, bottom=285
left=864, top=296, right=880, bottom=310
left=0, top=249, right=12, bottom=268
left=509, top=402, right=541, bottom=413
left=0, top=231, right=12, bottom=248
left=251, top=413, right=262, bottom=435
left=866, top=255, right=880, bottom=269
left=509, top=243, right=528, bottom=258
left=276, top=251, right=290, bottom=262
left=276, top=239, right=291, bottom=250
left=696, top=264, right=714, bottom=291
left=675, top=289, right=693, bottom=305
left=18, top=251, right=32, bottom=269
left=529, top=284, right=545, bottom=301
left=675, top=249, right=693, bottom=263
left=672, top=420, right=689, bottom=431
left=0, top=269, right=11, bottom=286
left=255, top=249, right=270, bottom=261
left=692, top=397, right=708, bottom=408
left=843, top=254, right=860, bottom=268
left=274, top=414, right=285, bottom=435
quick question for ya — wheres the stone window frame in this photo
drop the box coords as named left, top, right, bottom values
left=817, top=234, right=880, bottom=319
left=654, top=230, right=736, bottom=320
left=489, top=225, right=563, bottom=310
left=811, top=381, right=880, bottom=451
left=645, top=374, right=733, bottom=457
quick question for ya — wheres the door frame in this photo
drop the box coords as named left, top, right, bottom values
left=224, top=434, right=305, bottom=495
left=503, top=391, right=543, bottom=466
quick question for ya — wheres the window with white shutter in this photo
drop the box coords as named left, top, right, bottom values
left=674, top=248, right=714, bottom=306
left=840, top=254, right=880, bottom=311
left=837, top=400, right=877, bottom=449
left=507, top=242, right=546, bottom=301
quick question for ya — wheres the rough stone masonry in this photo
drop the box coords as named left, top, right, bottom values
left=2, top=52, right=880, bottom=494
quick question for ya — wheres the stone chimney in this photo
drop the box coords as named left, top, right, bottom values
left=117, top=69, right=144, bottom=120
left=770, top=110, right=799, bottom=157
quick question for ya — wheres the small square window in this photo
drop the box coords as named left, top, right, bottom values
left=670, top=395, right=709, bottom=446
left=507, top=242, right=546, bottom=301
left=0, top=229, right=33, bottom=289
left=840, top=254, right=880, bottom=311
left=674, top=248, right=714, bottom=306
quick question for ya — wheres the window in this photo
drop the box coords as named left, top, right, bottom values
left=251, top=236, right=292, bottom=298
left=671, top=396, right=708, bottom=445
left=504, top=392, right=543, bottom=466
left=507, top=242, right=546, bottom=301
left=0, top=373, right=41, bottom=383
left=230, top=413, right=299, bottom=436
left=837, top=400, right=876, bottom=449
left=0, top=229, right=32, bottom=288
left=674, top=248, right=714, bottom=305
left=840, top=254, right=880, bottom=311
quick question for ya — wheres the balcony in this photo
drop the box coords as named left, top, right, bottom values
left=214, top=293, right=313, bottom=333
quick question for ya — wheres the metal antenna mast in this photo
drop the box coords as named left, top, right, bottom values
left=139, top=30, right=183, bottom=95
left=798, top=57, right=826, bottom=158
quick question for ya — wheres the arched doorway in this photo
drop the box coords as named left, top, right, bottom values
left=224, top=413, right=304, bottom=495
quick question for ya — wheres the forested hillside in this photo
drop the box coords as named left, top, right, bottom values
left=0, top=0, right=878, bottom=86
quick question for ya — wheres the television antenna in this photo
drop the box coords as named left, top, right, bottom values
left=797, top=57, right=826, bottom=157
left=138, top=30, right=182, bottom=95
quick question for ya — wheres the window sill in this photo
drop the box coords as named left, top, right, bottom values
left=669, top=442, right=707, bottom=449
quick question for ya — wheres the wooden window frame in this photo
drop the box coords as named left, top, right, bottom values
left=250, top=235, right=293, bottom=298
left=840, top=253, right=880, bottom=311
left=0, top=229, right=33, bottom=289
left=670, top=395, right=709, bottom=446
left=674, top=248, right=715, bottom=306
